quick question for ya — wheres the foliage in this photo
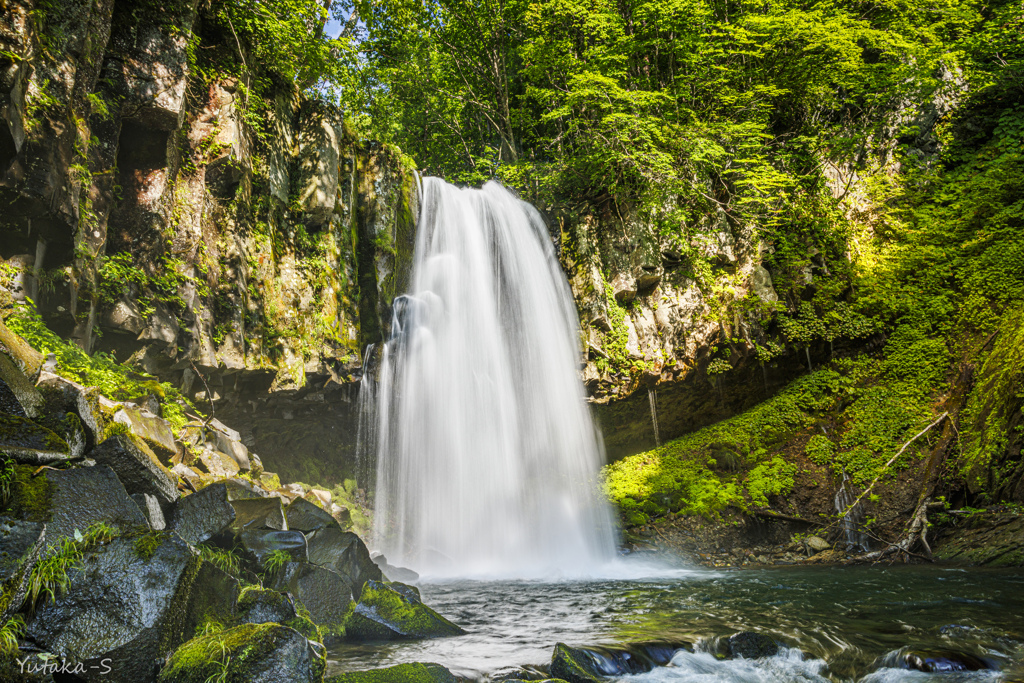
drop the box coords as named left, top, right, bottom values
left=25, top=523, right=117, bottom=611
left=0, top=615, right=24, bottom=657
left=7, top=302, right=196, bottom=432
left=133, top=531, right=164, bottom=560
left=199, top=545, right=242, bottom=577
left=261, top=550, right=291, bottom=573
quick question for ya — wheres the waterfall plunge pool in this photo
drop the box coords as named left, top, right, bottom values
left=326, top=564, right=1024, bottom=682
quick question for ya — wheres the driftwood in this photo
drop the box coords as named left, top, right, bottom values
left=860, top=498, right=946, bottom=563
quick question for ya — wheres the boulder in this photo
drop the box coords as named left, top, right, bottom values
left=0, top=351, right=42, bottom=416
left=238, top=528, right=308, bottom=567
left=372, top=554, right=420, bottom=583
left=182, top=561, right=240, bottom=640
left=224, top=477, right=268, bottom=500
left=286, top=496, right=340, bottom=532
left=727, top=632, right=778, bottom=659
left=881, top=649, right=993, bottom=673
left=306, top=527, right=383, bottom=598
left=4, top=465, right=149, bottom=551
left=550, top=644, right=604, bottom=683
left=171, top=463, right=202, bottom=490
left=549, top=642, right=680, bottom=682
left=0, top=516, right=45, bottom=619
left=342, top=580, right=465, bottom=641
left=803, top=536, right=831, bottom=553
left=168, top=482, right=236, bottom=546
left=196, top=446, right=241, bottom=478
left=132, top=493, right=167, bottom=530
left=230, top=497, right=287, bottom=531
left=25, top=533, right=201, bottom=682
left=35, top=411, right=87, bottom=459
left=158, top=623, right=326, bottom=683
left=209, top=429, right=250, bottom=470
left=326, top=663, right=460, bottom=683
left=0, top=319, right=44, bottom=379
left=35, top=372, right=107, bottom=449
left=238, top=588, right=297, bottom=626
left=89, top=433, right=179, bottom=506
left=0, top=413, right=69, bottom=465
left=272, top=562, right=354, bottom=636
left=113, top=405, right=177, bottom=458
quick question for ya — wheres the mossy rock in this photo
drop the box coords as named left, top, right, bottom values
left=35, top=411, right=87, bottom=459
left=0, top=319, right=44, bottom=380
left=158, top=623, right=326, bottom=683
left=0, top=412, right=70, bottom=465
left=238, top=587, right=297, bottom=626
left=549, top=644, right=606, bottom=683
left=342, top=579, right=465, bottom=641
left=35, top=374, right=108, bottom=450
left=3, top=464, right=53, bottom=523
left=90, top=432, right=179, bottom=505
left=271, top=562, right=352, bottom=638
left=326, top=662, right=459, bottom=683
left=0, top=515, right=45, bottom=619
left=0, top=350, right=43, bottom=417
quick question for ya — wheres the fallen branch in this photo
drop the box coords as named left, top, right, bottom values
left=859, top=498, right=945, bottom=563
left=749, top=508, right=822, bottom=526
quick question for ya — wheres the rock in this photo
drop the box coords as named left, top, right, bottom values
left=804, top=536, right=831, bottom=553
left=196, top=446, right=241, bottom=478
left=238, top=588, right=297, bottom=626
left=933, top=513, right=1024, bottom=566
left=182, top=561, right=240, bottom=640
left=171, top=463, right=203, bottom=490
left=158, top=623, right=326, bottom=683
left=272, top=562, right=354, bottom=637
left=35, top=411, right=87, bottom=459
left=0, top=413, right=70, bottom=465
left=259, top=472, right=281, bottom=491
left=238, top=528, right=308, bottom=567
left=752, top=265, right=779, bottom=303
left=0, top=318, right=44, bottom=380
left=224, top=477, right=269, bottom=500
left=371, top=554, right=419, bottom=583
left=113, top=405, right=177, bottom=458
left=305, top=527, right=383, bottom=598
left=550, top=643, right=605, bottom=683
left=549, top=642, right=680, bottom=681
left=230, top=497, right=287, bottom=531
left=0, top=350, right=43, bottom=416
left=4, top=465, right=149, bottom=551
left=881, top=649, right=993, bottom=673
left=286, top=496, right=340, bottom=532
left=727, top=632, right=778, bottom=659
left=132, top=493, right=167, bottom=530
left=89, top=433, right=179, bottom=506
left=0, top=516, right=45, bottom=619
left=25, top=533, right=200, bottom=682
left=209, top=426, right=250, bottom=471
left=342, top=579, right=465, bottom=641
left=168, top=482, right=236, bottom=546
left=295, top=110, right=345, bottom=227
left=326, top=663, right=460, bottom=683
left=208, top=418, right=241, bottom=442
left=35, top=372, right=108, bottom=449
left=307, top=487, right=331, bottom=507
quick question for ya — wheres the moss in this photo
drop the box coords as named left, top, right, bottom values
left=4, top=465, right=53, bottom=522
left=284, top=615, right=322, bottom=643
left=342, top=580, right=463, bottom=640
left=326, top=663, right=459, bottom=683
left=550, top=644, right=602, bottom=683
left=159, top=623, right=280, bottom=683
left=133, top=530, right=166, bottom=560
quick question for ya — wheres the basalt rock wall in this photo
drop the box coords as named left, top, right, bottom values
left=0, top=0, right=417, bottom=485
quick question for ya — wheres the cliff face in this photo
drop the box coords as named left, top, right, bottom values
left=0, top=0, right=416, bottom=484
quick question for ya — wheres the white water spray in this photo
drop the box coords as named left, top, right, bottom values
left=370, top=178, right=617, bottom=577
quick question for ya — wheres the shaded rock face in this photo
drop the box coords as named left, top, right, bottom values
left=24, top=533, right=200, bottom=682
left=933, top=512, right=1024, bottom=566
left=0, top=516, right=45, bottom=619
left=90, top=433, right=179, bottom=506
left=167, top=481, right=235, bottom=546
left=40, top=465, right=150, bottom=550
left=305, top=527, right=383, bottom=598
left=272, top=561, right=355, bottom=634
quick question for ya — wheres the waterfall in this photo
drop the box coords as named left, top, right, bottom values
left=834, top=470, right=870, bottom=552
left=371, top=178, right=617, bottom=578
left=354, top=343, right=378, bottom=490
left=648, top=388, right=661, bottom=448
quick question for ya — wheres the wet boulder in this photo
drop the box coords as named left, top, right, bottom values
left=0, top=516, right=45, bottom=619
left=168, top=482, right=235, bottom=545
left=372, top=553, right=420, bottom=583
left=0, top=413, right=70, bottom=465
left=286, top=496, right=340, bottom=532
left=24, top=533, right=201, bottom=682
left=181, top=561, right=240, bottom=640
left=271, top=562, right=354, bottom=637
left=727, top=632, right=778, bottom=659
left=0, top=350, right=43, bottom=417
left=35, top=372, right=107, bottom=448
left=35, top=411, right=87, bottom=459
left=89, top=433, right=179, bottom=506
left=158, top=623, right=326, bottom=683
left=305, top=527, right=383, bottom=598
left=230, top=496, right=286, bottom=531
left=132, top=493, right=167, bottom=530
left=238, top=528, right=308, bottom=567
left=238, top=588, right=297, bottom=626
left=549, top=642, right=680, bottom=682
left=112, top=405, right=177, bottom=458
left=326, top=662, right=460, bottom=683
left=5, top=464, right=149, bottom=551
left=882, top=649, right=993, bottom=673
left=342, top=579, right=465, bottom=641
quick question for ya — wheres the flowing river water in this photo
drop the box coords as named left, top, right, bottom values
left=327, top=564, right=1024, bottom=682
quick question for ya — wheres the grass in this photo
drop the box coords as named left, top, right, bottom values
left=199, top=545, right=242, bottom=577
left=0, top=615, right=24, bottom=656
left=262, top=550, right=291, bottom=574
left=25, top=522, right=116, bottom=611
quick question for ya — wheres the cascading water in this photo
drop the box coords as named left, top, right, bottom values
left=371, top=178, right=617, bottom=578
left=834, top=469, right=870, bottom=552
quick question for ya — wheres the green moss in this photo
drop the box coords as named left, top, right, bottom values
left=804, top=435, right=835, bottom=466
left=133, top=530, right=165, bottom=560
left=284, top=615, right=321, bottom=643
left=326, top=663, right=459, bottom=683
left=103, top=421, right=133, bottom=440
left=4, top=465, right=53, bottom=522
left=342, top=580, right=463, bottom=640
left=158, top=623, right=279, bottom=683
